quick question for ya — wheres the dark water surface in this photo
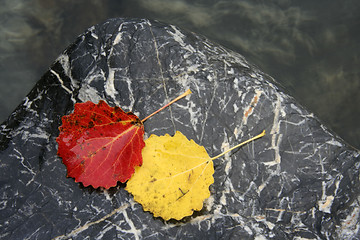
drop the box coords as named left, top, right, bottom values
left=0, top=0, right=359, bottom=148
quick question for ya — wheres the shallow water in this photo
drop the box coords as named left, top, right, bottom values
left=0, top=0, right=359, bottom=149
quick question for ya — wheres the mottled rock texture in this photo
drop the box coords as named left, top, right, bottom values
left=1, top=18, right=359, bottom=239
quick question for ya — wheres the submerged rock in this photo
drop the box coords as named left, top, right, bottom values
left=0, top=18, right=359, bottom=239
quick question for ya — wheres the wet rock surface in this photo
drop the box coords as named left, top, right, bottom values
left=1, top=18, right=359, bottom=239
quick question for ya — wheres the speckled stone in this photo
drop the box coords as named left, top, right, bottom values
left=1, top=18, right=359, bottom=240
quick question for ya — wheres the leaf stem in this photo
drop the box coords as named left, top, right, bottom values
left=142, top=89, right=192, bottom=122
left=210, top=130, right=266, bottom=160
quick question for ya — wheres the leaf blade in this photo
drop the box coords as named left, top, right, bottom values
left=57, top=101, right=145, bottom=189
left=126, top=131, right=214, bottom=220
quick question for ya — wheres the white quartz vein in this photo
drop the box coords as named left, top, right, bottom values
left=113, top=22, right=124, bottom=46
left=168, top=25, right=196, bottom=54
left=257, top=92, right=285, bottom=195
left=241, top=89, right=263, bottom=128
left=104, top=68, right=117, bottom=102
left=94, top=225, right=113, bottom=240
left=122, top=209, right=141, bottom=240
left=12, top=148, right=36, bottom=186
left=199, top=83, right=217, bottom=143
left=218, top=132, right=234, bottom=206
left=22, top=94, right=43, bottom=112
left=337, top=200, right=360, bottom=239
left=220, top=133, right=232, bottom=175
left=50, top=69, right=76, bottom=103
left=124, top=77, right=135, bottom=111
left=318, top=168, right=342, bottom=213
left=173, top=64, right=200, bottom=88
left=176, top=100, right=200, bottom=132
left=52, top=204, right=130, bottom=240
left=263, top=93, right=283, bottom=167
left=56, top=54, right=77, bottom=88
left=232, top=78, right=244, bottom=97
left=232, top=90, right=263, bottom=141
left=50, top=70, right=72, bottom=95
left=148, top=20, right=176, bottom=132
left=326, top=139, right=342, bottom=147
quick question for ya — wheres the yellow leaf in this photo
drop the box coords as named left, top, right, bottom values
left=126, top=130, right=266, bottom=221
left=125, top=131, right=214, bottom=221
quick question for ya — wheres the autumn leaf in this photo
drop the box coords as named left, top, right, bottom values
left=56, top=100, right=144, bottom=189
left=126, top=131, right=213, bottom=220
left=126, top=130, right=265, bottom=220
left=56, top=90, right=191, bottom=189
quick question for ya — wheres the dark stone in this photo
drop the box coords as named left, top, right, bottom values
left=1, top=18, right=359, bottom=239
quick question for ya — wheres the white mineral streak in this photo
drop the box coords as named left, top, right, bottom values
left=95, top=225, right=113, bottom=240
left=290, top=103, right=303, bottom=114
left=168, top=25, right=196, bottom=55
left=243, top=225, right=253, bottom=235
left=257, top=92, right=285, bottom=194
left=176, top=100, right=200, bottom=131
left=12, top=149, right=35, bottom=186
left=113, top=23, right=124, bottom=45
left=208, top=204, right=239, bottom=224
left=318, top=154, right=328, bottom=213
left=256, top=174, right=266, bottom=191
left=227, top=67, right=235, bottom=75
left=233, top=89, right=262, bottom=140
left=326, top=139, right=343, bottom=147
left=204, top=195, right=215, bottom=212
left=190, top=215, right=212, bottom=231
left=78, top=84, right=102, bottom=103
left=199, top=84, right=217, bottom=143
left=242, top=89, right=262, bottom=126
left=187, top=63, right=200, bottom=74
left=104, top=68, right=117, bottom=102
left=90, top=28, right=98, bottom=40
left=22, top=126, right=50, bottom=141
left=103, top=190, right=112, bottom=202
left=233, top=103, right=239, bottom=113
left=233, top=126, right=240, bottom=138
left=218, top=93, right=233, bottom=113
left=263, top=92, right=284, bottom=167
left=174, top=63, right=200, bottom=88
left=122, top=209, right=141, bottom=240
left=337, top=200, right=360, bottom=239
left=56, top=54, right=77, bottom=88
left=318, top=176, right=341, bottom=213
left=221, top=136, right=231, bottom=175
left=217, top=132, right=240, bottom=215
left=121, top=77, right=135, bottom=110
left=106, top=22, right=123, bottom=107
left=106, top=22, right=136, bottom=109
left=91, top=204, right=103, bottom=215
left=318, top=196, right=335, bottom=214
left=22, top=94, right=43, bottom=112
left=254, top=215, right=275, bottom=230
left=311, top=207, right=316, bottom=219
left=23, top=97, right=31, bottom=109
left=290, top=212, right=306, bottom=228
left=77, top=69, right=106, bottom=102
left=53, top=204, right=130, bottom=240
left=232, top=77, right=245, bottom=97
left=50, top=69, right=72, bottom=95
left=50, top=56, right=77, bottom=104
left=148, top=22, right=177, bottom=130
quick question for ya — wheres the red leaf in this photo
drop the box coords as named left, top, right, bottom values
left=56, top=100, right=145, bottom=189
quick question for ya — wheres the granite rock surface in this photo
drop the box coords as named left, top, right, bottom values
left=0, top=18, right=359, bottom=239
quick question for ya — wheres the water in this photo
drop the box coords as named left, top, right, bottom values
left=0, top=0, right=359, bottom=149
